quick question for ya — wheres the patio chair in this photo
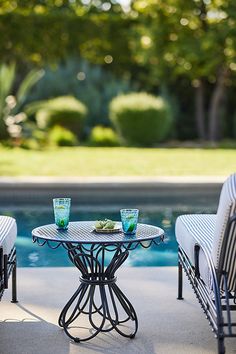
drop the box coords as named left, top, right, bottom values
left=176, top=173, right=236, bottom=354
left=0, top=216, right=17, bottom=303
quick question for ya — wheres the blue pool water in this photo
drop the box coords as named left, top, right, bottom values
left=0, top=206, right=215, bottom=267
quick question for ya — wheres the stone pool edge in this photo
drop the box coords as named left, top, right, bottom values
left=0, top=176, right=225, bottom=207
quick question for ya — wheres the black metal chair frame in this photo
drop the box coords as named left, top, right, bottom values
left=0, top=246, right=17, bottom=303
left=177, top=214, right=236, bottom=354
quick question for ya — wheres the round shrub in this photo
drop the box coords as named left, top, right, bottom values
left=89, top=126, right=119, bottom=147
left=48, top=126, right=78, bottom=147
left=36, top=96, right=87, bottom=138
left=109, top=93, right=172, bottom=146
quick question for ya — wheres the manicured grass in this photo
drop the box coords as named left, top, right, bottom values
left=0, top=147, right=235, bottom=176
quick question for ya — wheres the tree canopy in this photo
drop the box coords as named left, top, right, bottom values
left=131, top=0, right=236, bottom=140
left=0, top=0, right=132, bottom=74
left=132, top=0, right=236, bottom=81
left=1, top=0, right=236, bottom=141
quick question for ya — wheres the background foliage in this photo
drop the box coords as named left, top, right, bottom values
left=0, top=0, right=236, bottom=144
left=26, top=59, right=133, bottom=128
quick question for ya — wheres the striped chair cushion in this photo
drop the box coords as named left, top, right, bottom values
left=220, top=217, right=236, bottom=292
left=176, top=214, right=216, bottom=287
left=176, top=174, right=236, bottom=292
left=214, top=173, right=236, bottom=292
left=213, top=174, right=236, bottom=265
left=0, top=216, right=17, bottom=254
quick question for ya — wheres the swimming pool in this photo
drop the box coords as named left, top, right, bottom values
left=0, top=205, right=215, bottom=267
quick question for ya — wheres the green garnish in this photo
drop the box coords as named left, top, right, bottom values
left=127, top=223, right=135, bottom=232
left=59, top=219, right=65, bottom=227
left=95, top=219, right=116, bottom=230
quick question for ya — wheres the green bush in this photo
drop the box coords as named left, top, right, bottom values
left=218, top=139, right=236, bottom=149
left=35, top=96, right=87, bottom=138
left=89, top=126, right=120, bottom=147
left=32, top=129, right=48, bottom=147
left=48, top=126, right=78, bottom=147
left=109, top=93, right=173, bottom=146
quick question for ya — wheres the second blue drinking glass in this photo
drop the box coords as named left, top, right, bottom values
left=120, top=209, right=139, bottom=235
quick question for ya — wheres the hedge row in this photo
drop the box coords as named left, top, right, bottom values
left=31, top=93, right=173, bottom=147
left=110, top=92, right=172, bottom=146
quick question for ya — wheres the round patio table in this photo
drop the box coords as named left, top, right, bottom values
left=32, top=221, right=164, bottom=342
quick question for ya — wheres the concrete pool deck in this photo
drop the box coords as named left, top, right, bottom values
left=0, top=176, right=225, bottom=207
left=1, top=267, right=235, bottom=354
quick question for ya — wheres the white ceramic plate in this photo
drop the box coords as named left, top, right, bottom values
left=93, top=228, right=121, bottom=234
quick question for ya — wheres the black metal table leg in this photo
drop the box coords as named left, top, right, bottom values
left=58, top=245, right=138, bottom=342
left=32, top=222, right=164, bottom=342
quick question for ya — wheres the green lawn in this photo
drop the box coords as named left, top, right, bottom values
left=0, top=147, right=235, bottom=176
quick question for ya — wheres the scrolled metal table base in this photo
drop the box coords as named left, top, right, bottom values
left=32, top=222, right=164, bottom=342
left=58, top=244, right=138, bottom=342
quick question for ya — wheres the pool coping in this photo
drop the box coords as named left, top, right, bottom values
left=0, top=176, right=225, bottom=207
left=0, top=176, right=227, bottom=184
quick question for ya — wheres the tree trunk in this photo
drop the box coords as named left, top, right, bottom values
left=195, top=80, right=206, bottom=140
left=208, top=67, right=228, bottom=142
left=0, top=117, right=8, bottom=140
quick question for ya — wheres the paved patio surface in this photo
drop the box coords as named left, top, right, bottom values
left=0, top=267, right=235, bottom=354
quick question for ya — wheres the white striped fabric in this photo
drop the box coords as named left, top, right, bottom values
left=213, top=174, right=236, bottom=266
left=0, top=216, right=17, bottom=254
left=220, top=211, right=236, bottom=292
left=214, top=173, right=236, bottom=292
left=176, top=214, right=216, bottom=286
left=176, top=173, right=236, bottom=292
left=176, top=214, right=215, bottom=260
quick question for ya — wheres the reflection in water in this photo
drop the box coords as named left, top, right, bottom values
left=0, top=206, right=215, bottom=267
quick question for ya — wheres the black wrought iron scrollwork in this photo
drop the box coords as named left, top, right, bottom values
left=32, top=236, right=162, bottom=252
left=32, top=236, right=47, bottom=247
left=58, top=243, right=138, bottom=342
left=32, top=222, right=164, bottom=342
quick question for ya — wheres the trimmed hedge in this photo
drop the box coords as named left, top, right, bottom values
left=48, top=126, right=78, bottom=147
left=109, top=93, right=172, bottom=146
left=89, top=126, right=119, bottom=147
left=36, top=96, right=87, bottom=138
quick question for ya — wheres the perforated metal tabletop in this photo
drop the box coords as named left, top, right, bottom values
left=32, top=221, right=164, bottom=245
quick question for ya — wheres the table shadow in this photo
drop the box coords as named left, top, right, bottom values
left=0, top=303, right=70, bottom=354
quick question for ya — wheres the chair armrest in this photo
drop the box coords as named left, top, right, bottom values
left=194, top=244, right=200, bottom=278
left=194, top=242, right=223, bottom=313
left=194, top=243, right=218, bottom=287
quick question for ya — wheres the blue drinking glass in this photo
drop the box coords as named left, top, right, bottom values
left=53, top=198, right=71, bottom=230
left=120, top=209, right=139, bottom=235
